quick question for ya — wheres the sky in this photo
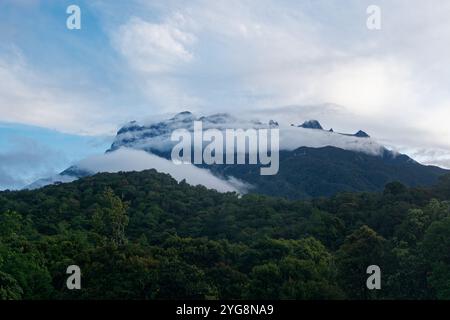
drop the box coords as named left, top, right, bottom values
left=1, top=0, right=450, bottom=189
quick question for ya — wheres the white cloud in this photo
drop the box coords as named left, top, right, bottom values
left=112, top=16, right=196, bottom=74
left=107, top=0, right=450, bottom=166
left=112, top=113, right=386, bottom=157
left=75, top=148, right=245, bottom=193
left=401, top=147, right=450, bottom=169
left=0, top=51, right=115, bottom=135
left=280, top=127, right=385, bottom=155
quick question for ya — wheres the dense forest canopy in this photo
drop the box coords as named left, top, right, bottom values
left=1, top=169, right=450, bottom=299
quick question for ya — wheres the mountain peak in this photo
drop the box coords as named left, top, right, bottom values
left=354, top=130, right=370, bottom=138
left=299, top=120, right=323, bottom=130
left=269, top=120, right=279, bottom=127
left=171, top=111, right=195, bottom=121
left=199, top=113, right=236, bottom=124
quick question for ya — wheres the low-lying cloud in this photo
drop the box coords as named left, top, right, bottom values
left=75, top=148, right=247, bottom=193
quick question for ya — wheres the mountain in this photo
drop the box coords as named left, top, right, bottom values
left=299, top=120, right=323, bottom=129
left=27, top=111, right=448, bottom=199
left=108, top=113, right=385, bottom=156
left=205, top=146, right=447, bottom=199
left=25, top=174, right=77, bottom=190
left=354, top=130, right=370, bottom=138
left=108, top=111, right=277, bottom=154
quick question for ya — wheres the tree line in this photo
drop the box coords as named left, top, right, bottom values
left=1, top=170, right=450, bottom=299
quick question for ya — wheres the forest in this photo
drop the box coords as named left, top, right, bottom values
left=1, top=169, right=450, bottom=300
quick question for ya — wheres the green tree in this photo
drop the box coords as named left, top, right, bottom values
left=246, top=262, right=282, bottom=299
left=395, top=209, right=428, bottom=245
left=0, top=271, right=23, bottom=300
left=73, top=244, right=159, bottom=300
left=92, top=188, right=129, bottom=246
left=422, top=217, right=450, bottom=299
left=336, top=226, right=385, bottom=299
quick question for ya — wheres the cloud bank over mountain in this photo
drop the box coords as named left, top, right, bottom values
left=75, top=148, right=247, bottom=193
left=110, top=112, right=386, bottom=157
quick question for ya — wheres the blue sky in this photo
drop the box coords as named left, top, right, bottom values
left=0, top=122, right=111, bottom=189
left=1, top=0, right=450, bottom=189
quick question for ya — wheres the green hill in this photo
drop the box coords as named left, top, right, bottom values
left=1, top=170, right=450, bottom=299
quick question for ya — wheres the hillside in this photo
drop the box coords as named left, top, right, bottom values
left=205, top=146, right=448, bottom=199
left=2, top=170, right=450, bottom=299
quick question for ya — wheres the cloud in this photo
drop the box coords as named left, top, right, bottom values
left=106, top=0, right=450, bottom=166
left=0, top=136, right=67, bottom=190
left=280, top=127, right=385, bottom=155
left=112, top=16, right=196, bottom=74
left=75, top=148, right=246, bottom=193
left=388, top=146, right=450, bottom=170
left=0, top=50, right=115, bottom=135
left=111, top=112, right=386, bottom=158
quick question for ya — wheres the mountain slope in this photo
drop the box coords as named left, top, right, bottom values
left=27, top=111, right=449, bottom=199
left=205, top=146, right=447, bottom=199
left=106, top=111, right=448, bottom=199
